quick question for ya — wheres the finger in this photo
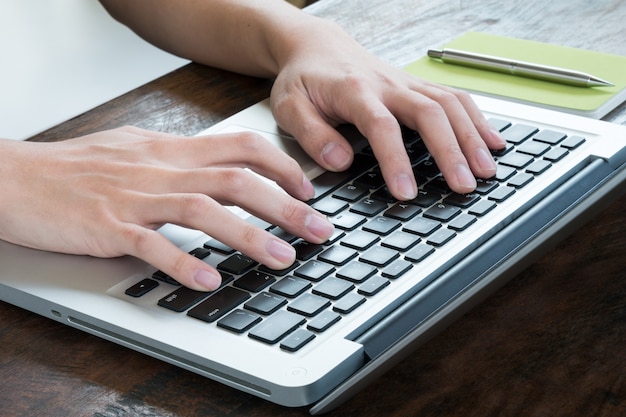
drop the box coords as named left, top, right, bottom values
left=272, top=90, right=356, bottom=173
left=134, top=192, right=311, bottom=272
left=437, top=85, right=507, bottom=151
left=119, top=223, right=223, bottom=291
left=273, top=88, right=418, bottom=201
left=384, top=87, right=482, bottom=194
left=135, top=167, right=334, bottom=243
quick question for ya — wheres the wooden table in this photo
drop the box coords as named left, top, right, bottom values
left=2, top=0, right=626, bottom=415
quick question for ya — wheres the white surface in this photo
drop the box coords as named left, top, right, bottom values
left=0, top=0, right=188, bottom=140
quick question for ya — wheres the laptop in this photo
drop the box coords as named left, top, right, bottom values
left=2, top=94, right=626, bottom=414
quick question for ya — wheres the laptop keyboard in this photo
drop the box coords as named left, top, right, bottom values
left=124, top=118, right=586, bottom=352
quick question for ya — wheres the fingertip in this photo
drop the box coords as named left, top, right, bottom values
left=192, top=268, right=222, bottom=292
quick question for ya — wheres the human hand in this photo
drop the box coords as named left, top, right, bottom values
left=0, top=129, right=334, bottom=291
left=270, top=20, right=506, bottom=201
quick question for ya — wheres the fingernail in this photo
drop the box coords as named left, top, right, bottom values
left=455, top=164, right=476, bottom=190
left=321, top=142, right=352, bottom=170
left=475, top=147, right=497, bottom=173
left=267, top=238, right=296, bottom=264
left=395, top=173, right=418, bottom=200
left=193, top=269, right=221, bottom=291
left=306, top=212, right=335, bottom=241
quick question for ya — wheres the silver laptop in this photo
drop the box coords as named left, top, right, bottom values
left=2, top=95, right=626, bottom=414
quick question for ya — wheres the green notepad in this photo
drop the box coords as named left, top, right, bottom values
left=405, top=32, right=626, bottom=119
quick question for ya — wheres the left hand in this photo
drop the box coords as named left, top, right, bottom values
left=269, top=20, right=506, bottom=201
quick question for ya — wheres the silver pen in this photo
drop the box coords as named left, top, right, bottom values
left=427, top=48, right=614, bottom=88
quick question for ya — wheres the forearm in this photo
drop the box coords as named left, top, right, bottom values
left=99, top=0, right=335, bottom=78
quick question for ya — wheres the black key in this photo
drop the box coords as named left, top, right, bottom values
left=333, top=184, right=369, bottom=202
left=362, top=216, right=401, bottom=235
left=370, top=187, right=397, bottom=203
left=188, top=287, right=250, bottom=323
left=494, top=165, right=516, bottom=182
left=384, top=202, right=421, bottom=221
left=381, top=259, right=413, bottom=279
left=424, top=176, right=451, bottom=195
left=413, top=158, right=440, bottom=177
left=333, top=293, right=366, bottom=314
left=336, top=261, right=377, bottom=283
left=332, top=211, right=367, bottom=231
left=405, top=244, right=435, bottom=262
left=358, top=275, right=390, bottom=296
left=288, top=293, right=331, bottom=317
left=381, top=231, right=421, bottom=252
left=475, top=178, right=499, bottom=194
left=248, top=310, right=306, bottom=344
left=234, top=271, right=276, bottom=292
left=444, top=193, right=480, bottom=208
left=257, top=262, right=299, bottom=277
left=294, top=260, right=335, bottom=282
left=488, top=186, right=516, bottom=202
left=269, top=227, right=298, bottom=243
left=354, top=169, right=386, bottom=190
left=498, top=152, right=534, bottom=169
left=312, top=197, right=349, bottom=216
left=152, top=270, right=181, bottom=286
left=491, top=143, right=514, bottom=157
left=318, top=246, right=358, bottom=266
left=217, top=309, right=262, bottom=333
left=403, top=217, right=441, bottom=236
left=426, top=228, right=456, bottom=247
left=526, top=160, right=551, bottom=175
left=218, top=253, right=257, bottom=275
left=269, top=276, right=311, bottom=298
left=340, top=230, right=380, bottom=250
left=313, top=277, right=355, bottom=300
left=244, top=292, right=287, bottom=315
left=508, top=173, right=534, bottom=188
left=543, top=147, right=569, bottom=162
left=408, top=189, right=441, bottom=208
left=310, top=154, right=377, bottom=201
left=533, top=129, right=566, bottom=145
left=293, top=241, right=324, bottom=261
left=189, top=247, right=211, bottom=260
left=360, top=246, right=399, bottom=267
left=307, top=310, right=342, bottom=332
left=423, top=204, right=461, bottom=222
left=501, top=124, right=538, bottom=144
left=158, top=286, right=212, bottom=312
left=280, top=329, right=316, bottom=352
left=204, top=239, right=235, bottom=254
left=488, top=117, right=512, bottom=132
left=448, top=214, right=477, bottom=231
left=517, top=140, right=550, bottom=157
left=350, top=198, right=388, bottom=216
left=125, top=278, right=159, bottom=298
left=561, top=135, right=586, bottom=149
left=468, top=200, right=497, bottom=216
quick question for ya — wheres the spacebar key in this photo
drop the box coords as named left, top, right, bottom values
left=248, top=310, right=306, bottom=344
left=188, top=287, right=250, bottom=323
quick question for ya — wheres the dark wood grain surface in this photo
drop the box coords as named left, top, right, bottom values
left=2, top=0, right=626, bottom=416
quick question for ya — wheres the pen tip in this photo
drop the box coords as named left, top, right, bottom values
left=427, top=49, right=443, bottom=59
left=589, top=76, right=614, bottom=87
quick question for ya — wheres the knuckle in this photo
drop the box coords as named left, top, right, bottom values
left=218, top=168, right=255, bottom=197
left=178, top=193, right=213, bottom=220
left=241, top=223, right=263, bottom=245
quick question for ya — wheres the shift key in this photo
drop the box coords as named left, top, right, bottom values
left=188, top=287, right=250, bottom=323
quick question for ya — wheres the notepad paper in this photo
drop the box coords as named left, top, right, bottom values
left=405, top=32, right=626, bottom=119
